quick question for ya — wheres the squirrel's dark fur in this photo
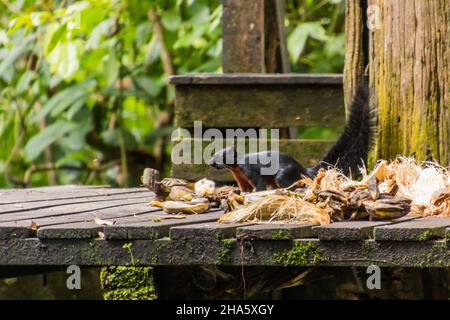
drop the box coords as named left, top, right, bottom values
left=209, top=84, right=372, bottom=192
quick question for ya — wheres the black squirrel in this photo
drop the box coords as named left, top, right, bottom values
left=208, top=84, right=372, bottom=192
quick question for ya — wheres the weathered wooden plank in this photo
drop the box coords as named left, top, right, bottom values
left=36, top=208, right=222, bottom=240
left=236, top=223, right=317, bottom=240
left=171, top=139, right=335, bottom=181
left=104, top=212, right=223, bottom=240
left=169, top=74, right=343, bottom=85
left=174, top=84, right=344, bottom=128
left=0, top=205, right=160, bottom=226
left=313, top=217, right=416, bottom=241
left=0, top=222, right=32, bottom=239
left=0, top=203, right=163, bottom=239
left=374, top=217, right=450, bottom=241
left=0, top=192, right=153, bottom=216
left=170, top=222, right=253, bottom=240
left=0, top=186, right=147, bottom=205
left=34, top=209, right=223, bottom=240
left=0, top=238, right=448, bottom=267
left=0, top=197, right=155, bottom=223
left=314, top=221, right=389, bottom=240
left=37, top=222, right=102, bottom=239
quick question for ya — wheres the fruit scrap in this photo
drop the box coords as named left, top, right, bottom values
left=195, top=178, right=216, bottom=196
left=167, top=186, right=195, bottom=201
left=162, top=200, right=210, bottom=215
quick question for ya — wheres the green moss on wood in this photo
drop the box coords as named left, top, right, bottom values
left=416, top=243, right=449, bottom=268
left=271, top=229, right=288, bottom=240
left=215, top=231, right=224, bottom=240
left=272, top=241, right=323, bottom=266
left=103, top=286, right=157, bottom=300
left=418, top=230, right=434, bottom=241
left=215, top=239, right=235, bottom=265
left=100, top=266, right=157, bottom=300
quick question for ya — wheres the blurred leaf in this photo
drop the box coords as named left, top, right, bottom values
left=30, top=80, right=95, bottom=122
left=47, top=41, right=79, bottom=79
left=0, top=41, right=29, bottom=82
left=144, top=126, right=175, bottom=146
left=24, top=121, right=77, bottom=162
left=133, top=76, right=163, bottom=97
left=188, top=3, right=210, bottom=24
left=15, top=70, right=36, bottom=94
left=101, top=128, right=138, bottom=149
left=161, top=9, right=181, bottom=31
left=103, top=52, right=120, bottom=87
left=288, top=22, right=327, bottom=63
left=85, top=19, right=110, bottom=49
left=46, top=24, right=67, bottom=54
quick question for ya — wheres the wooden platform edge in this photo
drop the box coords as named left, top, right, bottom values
left=0, top=238, right=448, bottom=268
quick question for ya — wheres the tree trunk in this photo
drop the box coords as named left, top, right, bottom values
left=367, top=0, right=450, bottom=164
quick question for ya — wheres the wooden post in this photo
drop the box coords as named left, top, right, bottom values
left=343, top=0, right=367, bottom=114
left=222, top=0, right=289, bottom=73
left=367, top=0, right=450, bottom=164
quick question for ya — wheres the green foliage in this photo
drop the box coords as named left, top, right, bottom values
left=286, top=0, right=345, bottom=73
left=0, top=0, right=222, bottom=187
left=0, top=0, right=344, bottom=187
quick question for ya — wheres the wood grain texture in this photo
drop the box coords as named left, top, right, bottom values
left=0, top=186, right=147, bottom=205
left=314, top=217, right=416, bottom=241
left=169, top=73, right=343, bottom=85
left=221, top=0, right=288, bottom=73
left=170, top=222, right=253, bottom=240
left=314, top=221, right=392, bottom=240
left=174, top=83, right=344, bottom=128
left=0, top=238, right=448, bottom=267
left=344, top=0, right=366, bottom=114
left=104, top=212, right=223, bottom=240
left=374, top=217, right=450, bottom=241
left=222, top=0, right=265, bottom=72
left=368, top=0, right=450, bottom=164
left=37, top=222, right=102, bottom=239
left=236, top=223, right=316, bottom=240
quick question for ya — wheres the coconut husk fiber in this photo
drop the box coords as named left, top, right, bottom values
left=219, top=192, right=331, bottom=225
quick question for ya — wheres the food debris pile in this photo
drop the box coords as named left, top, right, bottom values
left=142, top=157, right=450, bottom=225
left=142, top=168, right=239, bottom=215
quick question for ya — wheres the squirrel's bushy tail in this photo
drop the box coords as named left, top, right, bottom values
left=309, top=83, right=373, bottom=177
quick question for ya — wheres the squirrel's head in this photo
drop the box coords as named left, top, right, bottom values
left=208, top=147, right=238, bottom=169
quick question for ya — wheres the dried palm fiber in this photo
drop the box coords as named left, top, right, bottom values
left=318, top=168, right=348, bottom=191
left=425, top=187, right=450, bottom=217
left=219, top=193, right=331, bottom=225
left=376, top=157, right=450, bottom=216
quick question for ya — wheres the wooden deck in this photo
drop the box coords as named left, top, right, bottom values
left=0, top=186, right=449, bottom=267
